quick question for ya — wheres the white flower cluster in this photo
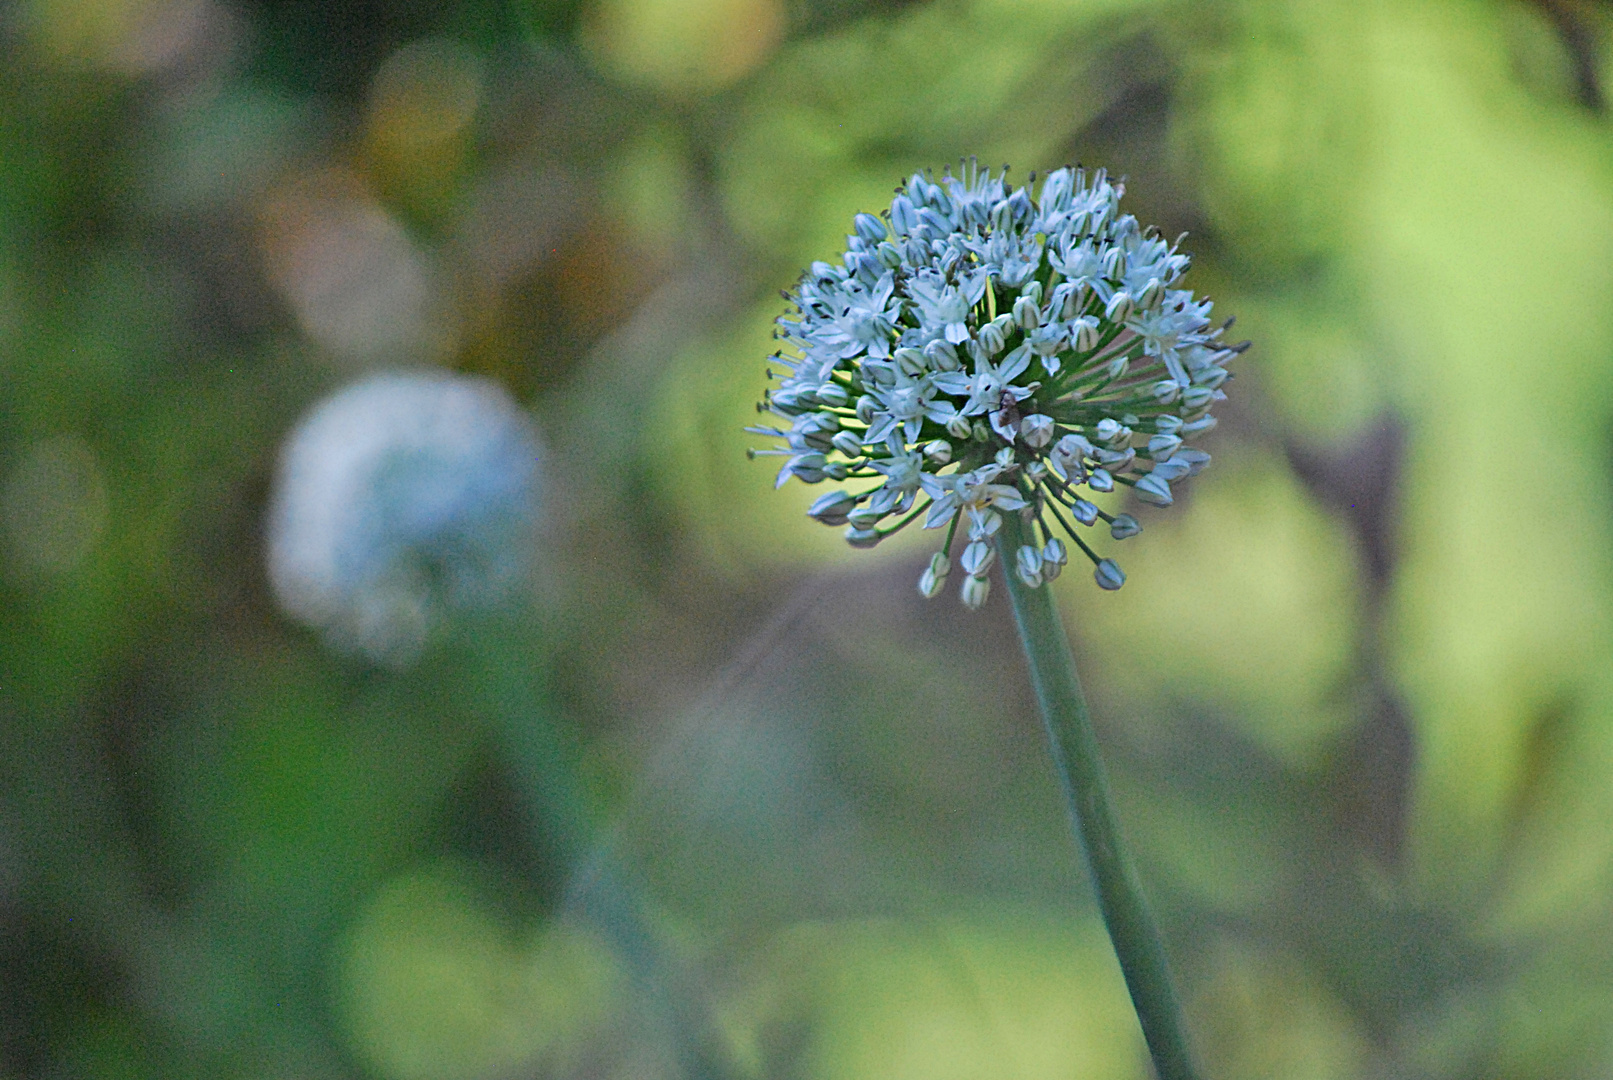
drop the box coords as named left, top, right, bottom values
left=749, top=162, right=1242, bottom=607
left=268, top=371, right=542, bottom=665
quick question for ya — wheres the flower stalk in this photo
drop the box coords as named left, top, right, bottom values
left=997, top=511, right=1202, bottom=1080
left=464, top=621, right=743, bottom=1080
left=751, top=160, right=1241, bottom=1077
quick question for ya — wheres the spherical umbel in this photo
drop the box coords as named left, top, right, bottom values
left=747, top=160, right=1245, bottom=606
left=268, top=370, right=542, bottom=664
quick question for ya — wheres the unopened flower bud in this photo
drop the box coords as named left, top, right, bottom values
left=864, top=361, right=897, bottom=389
left=1016, top=544, right=1045, bottom=587
left=1105, top=291, right=1134, bottom=322
left=1088, top=468, right=1115, bottom=492
left=905, top=172, right=931, bottom=207
left=1151, top=380, right=1181, bottom=405
left=1106, top=355, right=1130, bottom=380
left=1094, top=558, right=1126, bottom=591
left=923, top=439, right=952, bottom=464
left=767, top=387, right=804, bottom=415
left=1072, top=316, right=1101, bottom=352
left=1109, top=513, right=1141, bottom=539
left=960, top=573, right=991, bottom=609
left=847, top=507, right=884, bottom=530
left=925, top=339, right=961, bottom=371
left=961, top=540, right=995, bottom=577
left=1042, top=169, right=1072, bottom=209
left=918, top=551, right=950, bottom=598
left=845, top=526, right=882, bottom=548
left=853, top=212, right=887, bottom=244
left=1134, top=473, right=1173, bottom=506
left=946, top=414, right=974, bottom=440
left=1150, top=457, right=1189, bottom=483
left=1181, top=385, right=1215, bottom=410
left=1181, top=415, right=1218, bottom=435
left=1093, top=446, right=1135, bottom=471
left=844, top=251, right=876, bottom=278
left=894, top=347, right=927, bottom=376
left=815, top=382, right=849, bottom=407
left=889, top=195, right=918, bottom=235
left=1096, top=418, right=1128, bottom=447
left=783, top=453, right=827, bottom=485
left=972, top=420, right=992, bottom=442
left=1173, top=448, right=1211, bottom=476
left=1154, top=414, right=1183, bottom=435
left=1147, top=433, right=1183, bottom=460
left=1051, top=281, right=1082, bottom=320
left=1136, top=277, right=1164, bottom=309
left=1192, top=365, right=1229, bottom=389
left=808, top=490, right=859, bottom=525
left=993, top=446, right=1016, bottom=468
left=794, top=418, right=836, bottom=452
left=823, top=462, right=850, bottom=480
left=831, top=430, right=864, bottom=457
left=1019, top=280, right=1043, bottom=305
left=876, top=241, right=903, bottom=268
left=1013, top=294, right=1039, bottom=330
left=1042, top=538, right=1068, bottom=579
left=1007, top=187, right=1033, bottom=225
left=1071, top=499, right=1099, bottom=526
left=978, top=322, right=1005, bottom=356
left=1054, top=432, right=1094, bottom=459
left=1020, top=414, right=1055, bottom=448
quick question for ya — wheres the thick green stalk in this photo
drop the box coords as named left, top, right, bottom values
left=996, top=513, right=1202, bottom=1080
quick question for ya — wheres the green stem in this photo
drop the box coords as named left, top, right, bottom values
left=996, top=513, right=1202, bottom=1080
left=461, top=617, right=742, bottom=1080
left=877, top=498, right=933, bottom=538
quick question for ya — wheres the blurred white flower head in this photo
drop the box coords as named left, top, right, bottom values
left=267, top=370, right=541, bottom=666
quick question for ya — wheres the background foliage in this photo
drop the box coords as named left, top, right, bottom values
left=4, top=0, right=1613, bottom=1077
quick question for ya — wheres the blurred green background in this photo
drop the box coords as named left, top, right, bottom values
left=5, top=0, right=1613, bottom=1077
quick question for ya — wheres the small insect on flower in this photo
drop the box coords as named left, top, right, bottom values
left=747, top=159, right=1245, bottom=606
left=995, top=387, right=1023, bottom=436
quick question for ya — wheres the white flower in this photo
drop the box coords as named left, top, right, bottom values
left=267, top=370, right=541, bottom=665
left=750, top=160, right=1244, bottom=605
left=919, top=464, right=1027, bottom=531
left=866, top=446, right=926, bottom=514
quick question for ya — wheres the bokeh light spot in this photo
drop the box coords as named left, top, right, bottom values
left=336, top=862, right=622, bottom=1080
left=580, top=0, right=785, bottom=95
left=257, top=170, right=442, bottom=365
